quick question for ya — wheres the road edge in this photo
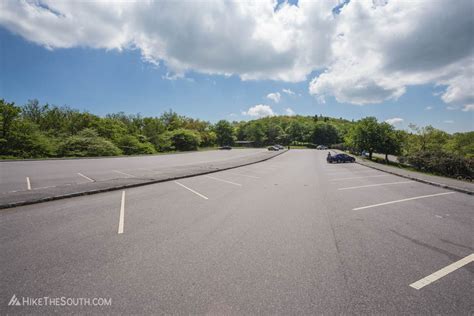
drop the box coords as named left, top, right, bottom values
left=0, top=150, right=288, bottom=210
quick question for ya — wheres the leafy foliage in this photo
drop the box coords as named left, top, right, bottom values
left=58, top=128, right=122, bottom=157
left=0, top=97, right=472, bottom=182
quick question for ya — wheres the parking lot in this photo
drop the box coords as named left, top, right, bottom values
left=1, top=149, right=472, bottom=314
left=0, top=149, right=266, bottom=194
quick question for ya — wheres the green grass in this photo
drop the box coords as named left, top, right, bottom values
left=288, top=145, right=310, bottom=149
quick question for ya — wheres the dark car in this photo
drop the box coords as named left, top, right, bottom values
left=268, top=146, right=279, bottom=151
left=327, top=153, right=355, bottom=163
left=219, top=145, right=232, bottom=150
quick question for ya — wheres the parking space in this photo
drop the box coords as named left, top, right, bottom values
left=1, top=149, right=472, bottom=314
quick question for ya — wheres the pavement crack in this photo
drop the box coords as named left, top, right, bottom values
left=390, top=230, right=474, bottom=274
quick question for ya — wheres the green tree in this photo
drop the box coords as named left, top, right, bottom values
left=0, top=99, right=21, bottom=139
left=288, top=120, right=311, bottom=143
left=444, top=132, right=474, bottom=157
left=59, top=128, right=122, bottom=157
left=377, top=122, right=403, bottom=163
left=311, top=122, right=340, bottom=146
left=345, top=117, right=381, bottom=160
left=214, top=120, right=235, bottom=146
left=168, top=129, right=201, bottom=151
left=115, top=135, right=156, bottom=155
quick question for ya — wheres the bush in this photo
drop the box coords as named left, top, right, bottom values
left=115, top=135, right=156, bottom=155
left=405, top=151, right=473, bottom=179
left=168, top=129, right=201, bottom=151
left=59, top=128, right=122, bottom=157
left=2, top=120, right=55, bottom=158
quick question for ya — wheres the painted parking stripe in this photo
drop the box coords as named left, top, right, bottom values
left=225, top=172, right=260, bottom=179
left=26, top=177, right=31, bottom=190
left=330, top=175, right=391, bottom=181
left=204, top=175, right=242, bottom=186
left=113, top=170, right=136, bottom=178
left=353, top=192, right=455, bottom=210
left=174, top=181, right=209, bottom=200
left=338, top=181, right=414, bottom=191
left=118, top=191, right=125, bottom=234
left=409, top=253, right=474, bottom=290
left=77, top=172, right=94, bottom=182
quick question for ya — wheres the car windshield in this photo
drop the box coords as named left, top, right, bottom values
left=0, top=1, right=472, bottom=314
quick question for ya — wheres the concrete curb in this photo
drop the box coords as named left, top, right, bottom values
left=355, top=160, right=473, bottom=195
left=331, top=150, right=473, bottom=195
left=0, top=150, right=288, bottom=210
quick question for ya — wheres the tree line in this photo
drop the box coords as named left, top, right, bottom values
left=1, top=99, right=472, bottom=179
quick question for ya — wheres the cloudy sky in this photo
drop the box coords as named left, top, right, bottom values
left=0, top=0, right=472, bottom=132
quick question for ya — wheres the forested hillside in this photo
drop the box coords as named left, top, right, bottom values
left=1, top=98, right=472, bottom=179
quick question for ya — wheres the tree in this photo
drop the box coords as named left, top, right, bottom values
left=0, top=99, right=21, bottom=139
left=311, top=122, right=340, bottom=146
left=214, top=120, right=235, bottom=146
left=345, top=117, right=381, bottom=160
left=168, top=129, right=201, bottom=151
left=115, top=135, right=156, bottom=155
left=266, top=122, right=284, bottom=144
left=288, top=120, right=311, bottom=143
left=58, top=128, right=122, bottom=157
left=444, top=132, right=474, bottom=157
left=377, top=122, right=402, bottom=163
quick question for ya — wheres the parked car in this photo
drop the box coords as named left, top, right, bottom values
left=219, top=145, right=232, bottom=150
left=316, top=145, right=328, bottom=150
left=268, top=146, right=280, bottom=151
left=275, top=144, right=285, bottom=150
left=327, top=153, right=355, bottom=163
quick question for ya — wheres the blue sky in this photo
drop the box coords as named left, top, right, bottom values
left=0, top=1, right=472, bottom=133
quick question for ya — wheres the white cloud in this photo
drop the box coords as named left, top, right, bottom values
left=242, top=104, right=275, bottom=118
left=425, top=106, right=433, bottom=110
left=0, top=0, right=472, bottom=110
left=385, top=117, right=404, bottom=125
left=462, top=104, right=474, bottom=112
left=285, top=108, right=296, bottom=116
left=309, top=0, right=474, bottom=108
left=0, top=0, right=337, bottom=82
left=444, top=120, right=454, bottom=124
left=282, top=88, right=295, bottom=95
left=266, top=92, right=281, bottom=103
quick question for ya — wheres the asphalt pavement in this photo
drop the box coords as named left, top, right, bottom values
left=1, top=149, right=472, bottom=314
left=0, top=149, right=266, bottom=194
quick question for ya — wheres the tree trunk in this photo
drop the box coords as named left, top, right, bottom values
left=369, top=151, right=373, bottom=160
left=385, top=153, right=389, bottom=164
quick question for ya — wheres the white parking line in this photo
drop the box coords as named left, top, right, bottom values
left=409, top=253, right=474, bottom=290
left=77, top=172, right=94, bottom=182
left=338, top=181, right=414, bottom=191
left=113, top=170, right=136, bottom=178
left=353, top=192, right=455, bottom=210
left=330, top=175, right=391, bottom=181
left=204, top=175, right=242, bottom=186
left=225, top=172, right=260, bottom=179
left=26, top=177, right=31, bottom=190
left=118, top=191, right=125, bottom=234
left=174, top=181, right=209, bottom=200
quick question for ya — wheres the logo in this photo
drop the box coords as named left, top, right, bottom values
left=6, top=294, right=112, bottom=307
left=8, top=294, right=21, bottom=306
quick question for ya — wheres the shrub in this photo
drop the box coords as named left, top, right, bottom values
left=115, top=135, right=156, bottom=155
left=168, top=129, right=201, bottom=151
left=59, top=128, right=122, bottom=157
left=405, top=151, right=473, bottom=179
left=2, top=120, right=55, bottom=158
